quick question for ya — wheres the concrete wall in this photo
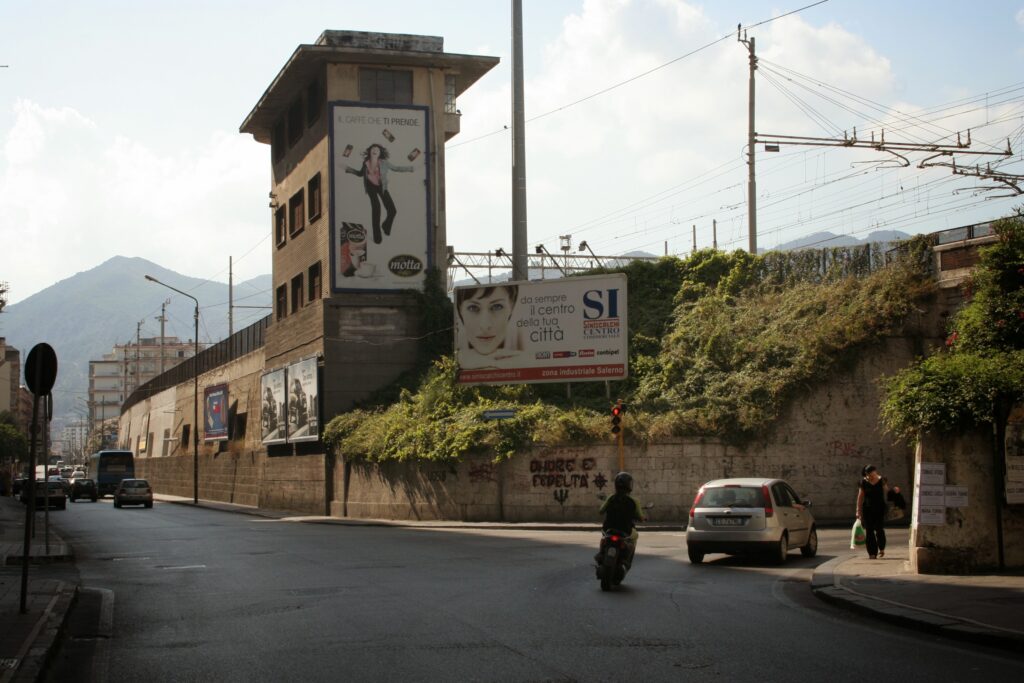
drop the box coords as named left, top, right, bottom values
left=910, top=428, right=1024, bottom=573
left=121, top=347, right=331, bottom=516
left=332, top=331, right=936, bottom=523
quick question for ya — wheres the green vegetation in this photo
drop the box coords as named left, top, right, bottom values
left=880, top=217, right=1024, bottom=441
left=325, top=240, right=935, bottom=463
left=0, top=411, right=28, bottom=464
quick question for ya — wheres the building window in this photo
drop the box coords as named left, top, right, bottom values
left=275, top=206, right=287, bottom=247
left=307, top=173, right=322, bottom=223
left=289, top=189, right=305, bottom=236
left=272, top=119, right=286, bottom=162
left=306, top=76, right=324, bottom=126
left=287, top=97, right=304, bottom=147
left=161, top=428, right=170, bottom=457
left=359, top=68, right=412, bottom=104
left=233, top=412, right=247, bottom=441
left=291, top=273, right=305, bottom=314
left=276, top=285, right=287, bottom=320
left=444, top=74, right=457, bottom=114
left=308, top=262, right=322, bottom=301
left=181, top=424, right=190, bottom=448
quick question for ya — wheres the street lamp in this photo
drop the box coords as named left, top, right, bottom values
left=144, top=274, right=200, bottom=504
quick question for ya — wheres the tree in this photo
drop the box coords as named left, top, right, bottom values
left=881, top=216, right=1024, bottom=439
left=0, top=423, right=29, bottom=464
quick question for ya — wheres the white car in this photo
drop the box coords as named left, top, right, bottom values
left=686, top=478, right=818, bottom=564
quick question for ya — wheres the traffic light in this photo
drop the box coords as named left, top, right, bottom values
left=610, top=402, right=626, bottom=434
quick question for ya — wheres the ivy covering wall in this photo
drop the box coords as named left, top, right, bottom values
left=326, top=238, right=936, bottom=463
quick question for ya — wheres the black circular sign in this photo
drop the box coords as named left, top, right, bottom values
left=25, top=343, right=58, bottom=396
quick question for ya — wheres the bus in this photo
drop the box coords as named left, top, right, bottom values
left=88, top=450, right=135, bottom=497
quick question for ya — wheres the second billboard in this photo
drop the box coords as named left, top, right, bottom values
left=454, top=273, right=628, bottom=385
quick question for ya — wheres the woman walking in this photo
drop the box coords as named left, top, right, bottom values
left=856, top=465, right=889, bottom=559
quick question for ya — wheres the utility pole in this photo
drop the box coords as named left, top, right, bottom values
left=156, top=300, right=169, bottom=375
left=134, top=320, right=142, bottom=392
left=511, top=0, right=529, bottom=282
left=692, top=225, right=697, bottom=254
left=228, top=256, right=234, bottom=338
left=739, top=27, right=757, bottom=255
left=713, top=219, right=718, bottom=250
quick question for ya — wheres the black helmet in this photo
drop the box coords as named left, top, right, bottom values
left=614, top=472, right=633, bottom=494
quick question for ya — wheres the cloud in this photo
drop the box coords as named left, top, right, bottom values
left=445, top=1, right=903, bottom=256
left=0, top=100, right=270, bottom=303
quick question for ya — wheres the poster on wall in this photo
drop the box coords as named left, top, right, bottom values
left=329, top=102, right=430, bottom=292
left=138, top=414, right=149, bottom=454
left=454, top=273, right=628, bottom=385
left=286, top=357, right=319, bottom=443
left=260, top=369, right=287, bottom=445
left=204, top=384, right=229, bottom=441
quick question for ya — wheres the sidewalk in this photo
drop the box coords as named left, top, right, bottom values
left=0, top=495, right=75, bottom=683
left=811, top=542, right=1024, bottom=651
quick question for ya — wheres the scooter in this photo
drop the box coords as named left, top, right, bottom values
left=596, top=528, right=633, bottom=592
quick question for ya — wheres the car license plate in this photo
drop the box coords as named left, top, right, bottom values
left=712, top=517, right=745, bottom=526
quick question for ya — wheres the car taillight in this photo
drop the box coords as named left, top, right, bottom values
left=689, top=489, right=705, bottom=519
left=762, top=485, right=774, bottom=517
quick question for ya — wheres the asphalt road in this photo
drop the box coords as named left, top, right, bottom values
left=43, top=500, right=1024, bottom=682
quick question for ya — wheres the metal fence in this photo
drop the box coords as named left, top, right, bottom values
left=122, top=315, right=270, bottom=412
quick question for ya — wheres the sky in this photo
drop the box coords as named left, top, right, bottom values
left=2, top=0, right=1024, bottom=316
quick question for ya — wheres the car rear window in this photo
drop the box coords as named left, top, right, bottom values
left=700, top=486, right=765, bottom=508
left=124, top=480, right=149, bottom=489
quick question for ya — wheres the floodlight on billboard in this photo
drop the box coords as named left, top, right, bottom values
left=454, top=273, right=628, bottom=385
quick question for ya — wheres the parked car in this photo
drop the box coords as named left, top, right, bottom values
left=686, top=478, right=817, bottom=564
left=12, top=474, right=27, bottom=496
left=113, top=479, right=153, bottom=508
left=20, top=481, right=67, bottom=510
left=70, top=478, right=99, bottom=502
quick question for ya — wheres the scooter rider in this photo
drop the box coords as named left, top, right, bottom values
left=598, top=472, right=645, bottom=567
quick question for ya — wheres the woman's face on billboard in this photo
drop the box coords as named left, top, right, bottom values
left=459, top=288, right=514, bottom=355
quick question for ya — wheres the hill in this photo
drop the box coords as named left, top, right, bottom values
left=0, top=256, right=271, bottom=425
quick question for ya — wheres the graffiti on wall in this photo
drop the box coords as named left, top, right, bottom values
left=529, top=456, right=609, bottom=504
left=468, top=463, right=497, bottom=483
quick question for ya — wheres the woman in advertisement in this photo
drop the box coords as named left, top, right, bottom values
left=344, top=144, right=413, bottom=244
left=456, top=285, right=524, bottom=369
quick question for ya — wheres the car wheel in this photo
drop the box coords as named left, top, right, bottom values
left=144, top=502, right=153, bottom=508
left=800, top=527, right=818, bottom=558
left=70, top=496, right=76, bottom=503
left=687, top=547, right=705, bottom=564
left=114, top=500, right=121, bottom=508
left=773, top=533, right=788, bottom=564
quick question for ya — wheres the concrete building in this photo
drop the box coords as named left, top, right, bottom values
left=89, top=336, right=198, bottom=441
left=0, top=338, right=28, bottom=432
left=240, top=30, right=499, bottom=416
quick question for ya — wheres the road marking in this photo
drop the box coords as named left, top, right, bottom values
left=159, top=565, right=207, bottom=570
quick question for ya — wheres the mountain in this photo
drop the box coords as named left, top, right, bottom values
left=769, top=230, right=911, bottom=252
left=0, top=256, right=271, bottom=425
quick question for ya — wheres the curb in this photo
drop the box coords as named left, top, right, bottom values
left=810, top=555, right=1024, bottom=652
left=154, top=496, right=687, bottom=532
left=1, top=581, right=76, bottom=683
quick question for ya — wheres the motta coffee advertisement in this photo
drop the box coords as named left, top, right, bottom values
left=330, top=103, right=430, bottom=291
left=454, top=273, right=628, bottom=385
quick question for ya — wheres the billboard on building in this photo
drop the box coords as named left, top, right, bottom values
left=329, top=102, right=430, bottom=292
left=260, top=369, right=287, bottom=445
left=204, top=384, right=229, bottom=441
left=286, top=357, right=319, bottom=443
left=454, top=273, right=628, bottom=385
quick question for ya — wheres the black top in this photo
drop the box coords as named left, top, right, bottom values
left=861, top=478, right=887, bottom=513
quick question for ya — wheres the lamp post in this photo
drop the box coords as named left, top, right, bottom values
left=144, top=275, right=200, bottom=504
